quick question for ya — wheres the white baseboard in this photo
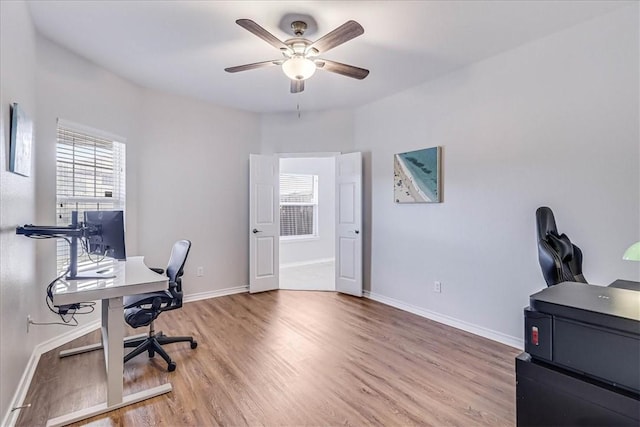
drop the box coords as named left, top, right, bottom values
left=364, top=290, right=524, bottom=350
left=4, top=286, right=519, bottom=426
left=279, top=258, right=335, bottom=269
left=2, top=319, right=101, bottom=427
left=183, top=285, right=248, bottom=303
left=3, top=286, right=249, bottom=426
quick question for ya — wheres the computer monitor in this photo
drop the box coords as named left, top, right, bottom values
left=84, top=210, right=126, bottom=260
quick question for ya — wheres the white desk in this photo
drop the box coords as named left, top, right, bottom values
left=47, top=257, right=171, bottom=427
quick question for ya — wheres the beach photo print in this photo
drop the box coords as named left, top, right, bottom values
left=394, top=146, right=441, bottom=203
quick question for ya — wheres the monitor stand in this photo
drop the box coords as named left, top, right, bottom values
left=66, top=268, right=116, bottom=280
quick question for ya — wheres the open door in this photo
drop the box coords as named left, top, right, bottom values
left=335, top=152, right=363, bottom=297
left=249, top=154, right=279, bottom=293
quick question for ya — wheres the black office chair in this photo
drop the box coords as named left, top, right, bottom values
left=536, top=207, right=588, bottom=287
left=123, top=239, right=197, bottom=371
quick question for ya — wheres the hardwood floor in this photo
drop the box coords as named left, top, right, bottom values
left=17, top=291, right=520, bottom=426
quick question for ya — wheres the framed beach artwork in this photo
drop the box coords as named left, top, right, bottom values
left=9, top=103, right=33, bottom=177
left=394, top=146, right=441, bottom=203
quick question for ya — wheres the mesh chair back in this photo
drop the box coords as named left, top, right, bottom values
left=166, top=240, right=191, bottom=289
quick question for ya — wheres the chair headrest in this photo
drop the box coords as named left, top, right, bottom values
left=546, top=231, right=574, bottom=262
left=536, top=206, right=558, bottom=241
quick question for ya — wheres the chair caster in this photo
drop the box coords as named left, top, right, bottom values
left=168, top=361, right=176, bottom=372
left=191, top=341, right=198, bottom=349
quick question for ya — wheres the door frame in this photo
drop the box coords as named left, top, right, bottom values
left=250, top=152, right=363, bottom=296
left=278, top=153, right=340, bottom=292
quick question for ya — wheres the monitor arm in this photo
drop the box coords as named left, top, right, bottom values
left=16, top=212, right=95, bottom=279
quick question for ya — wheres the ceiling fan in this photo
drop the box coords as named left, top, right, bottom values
left=225, top=19, right=369, bottom=93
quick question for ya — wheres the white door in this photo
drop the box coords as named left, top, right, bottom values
left=249, top=154, right=280, bottom=293
left=335, top=152, right=363, bottom=297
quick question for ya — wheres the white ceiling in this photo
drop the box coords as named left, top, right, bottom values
left=28, top=1, right=629, bottom=114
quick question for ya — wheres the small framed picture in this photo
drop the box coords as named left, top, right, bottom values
left=394, top=146, right=441, bottom=203
left=9, top=103, right=33, bottom=177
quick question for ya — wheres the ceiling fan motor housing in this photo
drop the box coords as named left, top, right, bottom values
left=225, top=18, right=369, bottom=93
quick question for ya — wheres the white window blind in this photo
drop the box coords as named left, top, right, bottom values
left=280, top=174, right=318, bottom=238
left=56, top=122, right=126, bottom=274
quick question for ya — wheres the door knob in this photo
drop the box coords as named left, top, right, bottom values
left=252, top=228, right=261, bottom=234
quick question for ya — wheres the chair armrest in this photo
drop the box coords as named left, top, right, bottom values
left=149, top=267, right=165, bottom=275
left=168, top=281, right=183, bottom=300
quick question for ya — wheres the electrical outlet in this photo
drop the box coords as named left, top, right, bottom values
left=434, top=281, right=442, bottom=293
left=196, top=267, right=204, bottom=277
left=27, top=315, right=32, bottom=333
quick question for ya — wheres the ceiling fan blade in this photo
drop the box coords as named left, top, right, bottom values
left=290, top=80, right=305, bottom=93
left=309, top=20, right=364, bottom=54
left=236, top=19, right=290, bottom=51
left=225, top=60, right=282, bottom=73
left=315, top=59, right=369, bottom=80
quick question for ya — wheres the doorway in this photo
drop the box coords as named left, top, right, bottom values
left=249, top=152, right=362, bottom=296
left=278, top=157, right=336, bottom=291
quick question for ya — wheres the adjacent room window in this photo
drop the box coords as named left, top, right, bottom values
left=280, top=173, right=318, bottom=239
left=56, top=120, right=126, bottom=273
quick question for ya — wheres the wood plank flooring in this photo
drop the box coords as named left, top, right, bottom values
left=17, top=291, right=520, bottom=426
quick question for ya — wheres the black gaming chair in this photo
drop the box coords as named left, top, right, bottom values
left=536, top=207, right=587, bottom=287
left=123, top=239, right=197, bottom=371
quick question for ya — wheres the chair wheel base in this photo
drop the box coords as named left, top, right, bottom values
left=168, top=362, right=176, bottom=372
left=191, top=341, right=198, bottom=349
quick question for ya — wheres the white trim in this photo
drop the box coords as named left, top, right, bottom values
left=364, top=290, right=524, bottom=350
left=183, top=285, right=248, bottom=303
left=57, top=118, right=126, bottom=142
left=4, top=286, right=520, bottom=425
left=280, top=235, right=319, bottom=243
left=276, top=152, right=340, bottom=158
left=2, top=287, right=250, bottom=426
left=280, top=258, right=335, bottom=269
left=2, top=320, right=101, bottom=427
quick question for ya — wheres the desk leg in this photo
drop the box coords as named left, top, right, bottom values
left=45, top=297, right=172, bottom=427
left=59, top=333, right=148, bottom=358
left=105, top=296, right=124, bottom=406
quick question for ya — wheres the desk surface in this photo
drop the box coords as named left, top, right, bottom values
left=52, top=256, right=168, bottom=306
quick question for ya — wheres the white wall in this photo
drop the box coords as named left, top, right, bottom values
left=280, top=157, right=336, bottom=265
left=1, top=2, right=637, bottom=419
left=36, top=33, right=260, bottom=298
left=0, top=1, right=38, bottom=419
left=260, top=108, right=355, bottom=154
left=354, top=6, right=640, bottom=343
left=35, top=35, right=145, bottom=297
left=135, top=90, right=259, bottom=295
left=1, top=21, right=149, bottom=424
left=1, top=7, right=261, bottom=419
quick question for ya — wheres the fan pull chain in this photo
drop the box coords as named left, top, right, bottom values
left=297, top=101, right=301, bottom=119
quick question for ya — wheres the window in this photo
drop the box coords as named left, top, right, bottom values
left=56, top=120, right=126, bottom=273
left=280, top=173, right=318, bottom=239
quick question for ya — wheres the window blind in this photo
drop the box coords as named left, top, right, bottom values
left=280, top=174, right=317, bottom=237
left=56, top=123, right=126, bottom=273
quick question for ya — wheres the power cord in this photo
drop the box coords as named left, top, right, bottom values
left=24, top=233, right=97, bottom=327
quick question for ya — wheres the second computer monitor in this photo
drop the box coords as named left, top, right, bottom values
left=84, top=210, right=126, bottom=260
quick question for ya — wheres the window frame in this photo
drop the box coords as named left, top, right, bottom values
left=279, top=173, right=319, bottom=241
left=55, top=120, right=126, bottom=274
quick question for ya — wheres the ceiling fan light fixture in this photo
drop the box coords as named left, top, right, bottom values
left=282, top=56, right=316, bottom=81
